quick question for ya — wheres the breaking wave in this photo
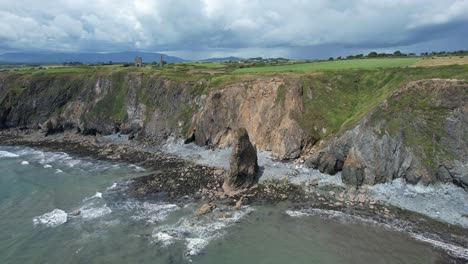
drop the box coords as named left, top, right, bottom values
left=286, top=208, right=468, bottom=260
left=33, top=209, right=68, bottom=227
left=0, top=150, right=19, bottom=158
left=152, top=206, right=254, bottom=258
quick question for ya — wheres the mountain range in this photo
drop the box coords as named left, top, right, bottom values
left=0, top=51, right=186, bottom=64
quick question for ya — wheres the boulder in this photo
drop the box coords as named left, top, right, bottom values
left=69, top=210, right=81, bottom=216
left=223, top=128, right=259, bottom=194
left=43, top=117, right=64, bottom=136
left=195, top=203, right=216, bottom=217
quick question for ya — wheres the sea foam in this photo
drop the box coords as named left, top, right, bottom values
left=0, top=150, right=19, bottom=158
left=33, top=209, right=68, bottom=227
left=152, top=205, right=254, bottom=257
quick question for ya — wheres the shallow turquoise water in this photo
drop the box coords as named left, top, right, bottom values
left=0, top=146, right=450, bottom=264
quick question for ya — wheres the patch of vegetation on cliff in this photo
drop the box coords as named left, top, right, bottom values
left=295, top=65, right=468, bottom=140
left=88, top=72, right=128, bottom=122
left=173, top=104, right=195, bottom=135
left=296, top=69, right=403, bottom=139
left=134, top=73, right=207, bottom=135
left=275, top=84, right=286, bottom=105
left=370, top=81, right=462, bottom=169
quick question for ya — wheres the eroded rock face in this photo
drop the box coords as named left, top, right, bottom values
left=223, top=128, right=259, bottom=194
left=191, top=78, right=313, bottom=159
left=307, top=79, right=468, bottom=190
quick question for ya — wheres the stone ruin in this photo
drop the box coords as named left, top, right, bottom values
left=134, top=56, right=143, bottom=67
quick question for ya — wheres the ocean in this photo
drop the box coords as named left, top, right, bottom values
left=0, top=145, right=460, bottom=263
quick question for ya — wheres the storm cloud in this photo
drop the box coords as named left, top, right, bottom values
left=1, top=0, right=467, bottom=59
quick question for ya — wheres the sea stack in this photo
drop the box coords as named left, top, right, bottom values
left=223, top=128, right=259, bottom=194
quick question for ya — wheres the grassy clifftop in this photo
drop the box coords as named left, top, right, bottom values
left=286, top=65, right=468, bottom=140
left=1, top=63, right=467, bottom=150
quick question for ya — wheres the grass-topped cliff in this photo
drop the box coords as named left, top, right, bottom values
left=1, top=60, right=467, bottom=188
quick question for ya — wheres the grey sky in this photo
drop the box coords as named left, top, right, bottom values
left=1, top=0, right=467, bottom=59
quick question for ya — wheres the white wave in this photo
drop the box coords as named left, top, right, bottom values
left=0, top=150, right=19, bottom=158
left=153, top=232, right=176, bottom=247
left=285, top=208, right=381, bottom=226
left=285, top=210, right=310, bottom=217
left=16, top=148, right=43, bottom=157
left=106, top=183, right=118, bottom=190
left=65, top=159, right=81, bottom=168
left=82, top=192, right=103, bottom=202
left=286, top=208, right=468, bottom=260
left=43, top=164, right=52, bottom=168
left=411, top=233, right=468, bottom=260
left=21, top=161, right=29, bottom=165
left=80, top=204, right=112, bottom=220
left=129, top=164, right=146, bottom=172
left=186, top=238, right=210, bottom=256
left=55, top=169, right=63, bottom=173
left=37, top=152, right=71, bottom=165
left=152, top=205, right=254, bottom=257
left=123, top=201, right=179, bottom=224
left=7, top=147, right=124, bottom=173
left=33, top=209, right=68, bottom=227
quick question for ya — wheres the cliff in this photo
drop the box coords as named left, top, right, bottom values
left=0, top=65, right=467, bottom=189
left=306, top=79, right=468, bottom=189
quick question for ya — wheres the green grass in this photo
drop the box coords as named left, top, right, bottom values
left=87, top=72, right=128, bottom=122
left=293, top=65, right=468, bottom=139
left=233, top=58, right=421, bottom=73
left=368, top=81, right=460, bottom=169
left=177, top=62, right=226, bottom=69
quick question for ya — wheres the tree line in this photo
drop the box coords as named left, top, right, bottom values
left=329, top=49, right=468, bottom=61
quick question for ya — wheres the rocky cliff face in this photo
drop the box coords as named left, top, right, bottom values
left=190, top=78, right=313, bottom=159
left=306, top=79, right=468, bottom=189
left=0, top=73, right=312, bottom=159
left=0, top=71, right=467, bottom=190
left=0, top=72, right=205, bottom=140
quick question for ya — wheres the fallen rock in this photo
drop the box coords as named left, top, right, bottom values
left=310, top=178, right=319, bottom=186
left=235, top=197, right=245, bottom=209
left=195, top=203, right=216, bottom=217
left=223, top=128, right=259, bottom=194
left=215, top=213, right=233, bottom=219
left=69, top=210, right=81, bottom=216
left=356, top=193, right=367, bottom=203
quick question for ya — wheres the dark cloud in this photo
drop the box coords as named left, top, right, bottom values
left=0, top=0, right=467, bottom=59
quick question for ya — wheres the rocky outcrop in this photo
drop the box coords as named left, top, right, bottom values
left=307, top=126, right=430, bottom=185
left=223, top=128, right=259, bottom=194
left=0, top=72, right=204, bottom=142
left=190, top=78, right=313, bottom=159
left=0, top=73, right=312, bottom=159
left=195, top=203, right=216, bottom=217
left=307, top=79, right=468, bottom=189
left=0, top=71, right=467, bottom=190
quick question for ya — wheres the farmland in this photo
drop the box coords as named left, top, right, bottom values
left=233, top=58, right=421, bottom=73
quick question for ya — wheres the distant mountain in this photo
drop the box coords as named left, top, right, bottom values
left=201, top=56, right=243, bottom=62
left=0, top=51, right=187, bottom=64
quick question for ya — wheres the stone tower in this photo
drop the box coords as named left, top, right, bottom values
left=134, top=56, right=143, bottom=67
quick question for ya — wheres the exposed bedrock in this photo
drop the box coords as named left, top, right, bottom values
left=0, top=71, right=467, bottom=190
left=190, top=78, right=313, bottom=159
left=0, top=73, right=312, bottom=159
left=306, top=79, right=468, bottom=190
left=223, top=128, right=259, bottom=194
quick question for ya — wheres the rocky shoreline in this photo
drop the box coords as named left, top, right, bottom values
left=1, top=128, right=467, bottom=262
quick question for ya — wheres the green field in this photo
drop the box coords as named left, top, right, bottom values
left=176, top=62, right=225, bottom=68
left=233, top=58, right=421, bottom=73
